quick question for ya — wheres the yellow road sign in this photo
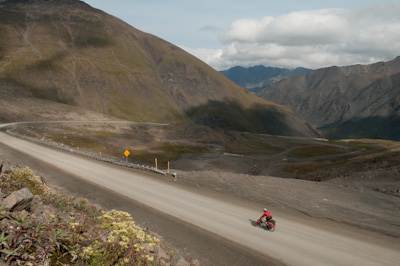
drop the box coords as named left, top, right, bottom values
left=124, top=150, right=130, bottom=157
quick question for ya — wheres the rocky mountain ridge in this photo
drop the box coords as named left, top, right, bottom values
left=220, top=65, right=311, bottom=93
left=256, top=56, right=400, bottom=140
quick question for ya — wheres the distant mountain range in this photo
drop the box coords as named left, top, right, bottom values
left=0, top=0, right=318, bottom=137
left=256, top=57, right=400, bottom=140
left=220, top=66, right=311, bottom=92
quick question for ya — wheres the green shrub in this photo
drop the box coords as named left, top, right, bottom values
left=11, top=167, right=49, bottom=195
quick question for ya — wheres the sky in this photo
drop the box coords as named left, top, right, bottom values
left=84, top=0, right=400, bottom=70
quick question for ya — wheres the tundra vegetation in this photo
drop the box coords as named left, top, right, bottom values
left=0, top=167, right=177, bottom=266
left=11, top=122, right=400, bottom=179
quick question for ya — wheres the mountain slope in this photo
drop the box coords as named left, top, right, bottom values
left=0, top=0, right=317, bottom=137
left=256, top=57, right=400, bottom=140
left=220, top=65, right=311, bottom=92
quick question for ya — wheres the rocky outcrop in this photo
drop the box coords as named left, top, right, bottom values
left=155, top=245, right=171, bottom=261
left=1, top=188, right=34, bottom=212
left=171, top=256, right=191, bottom=266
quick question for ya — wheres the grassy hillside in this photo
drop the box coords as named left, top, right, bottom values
left=0, top=0, right=317, bottom=137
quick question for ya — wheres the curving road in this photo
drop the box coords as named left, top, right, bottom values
left=0, top=129, right=399, bottom=266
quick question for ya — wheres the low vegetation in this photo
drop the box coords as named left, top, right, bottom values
left=287, top=145, right=348, bottom=158
left=8, top=122, right=400, bottom=179
left=0, top=167, right=164, bottom=265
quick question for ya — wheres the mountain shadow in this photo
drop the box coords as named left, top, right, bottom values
left=320, top=115, right=400, bottom=141
left=187, top=100, right=319, bottom=137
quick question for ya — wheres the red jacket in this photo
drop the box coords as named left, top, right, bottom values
left=260, top=210, right=271, bottom=220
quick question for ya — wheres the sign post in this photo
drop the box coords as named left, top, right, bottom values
left=124, top=150, right=130, bottom=163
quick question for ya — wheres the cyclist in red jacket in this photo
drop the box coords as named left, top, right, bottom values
left=260, top=208, right=272, bottom=223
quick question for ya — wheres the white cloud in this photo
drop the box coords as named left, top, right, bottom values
left=220, top=10, right=349, bottom=46
left=180, top=46, right=224, bottom=68
left=187, top=2, right=400, bottom=70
